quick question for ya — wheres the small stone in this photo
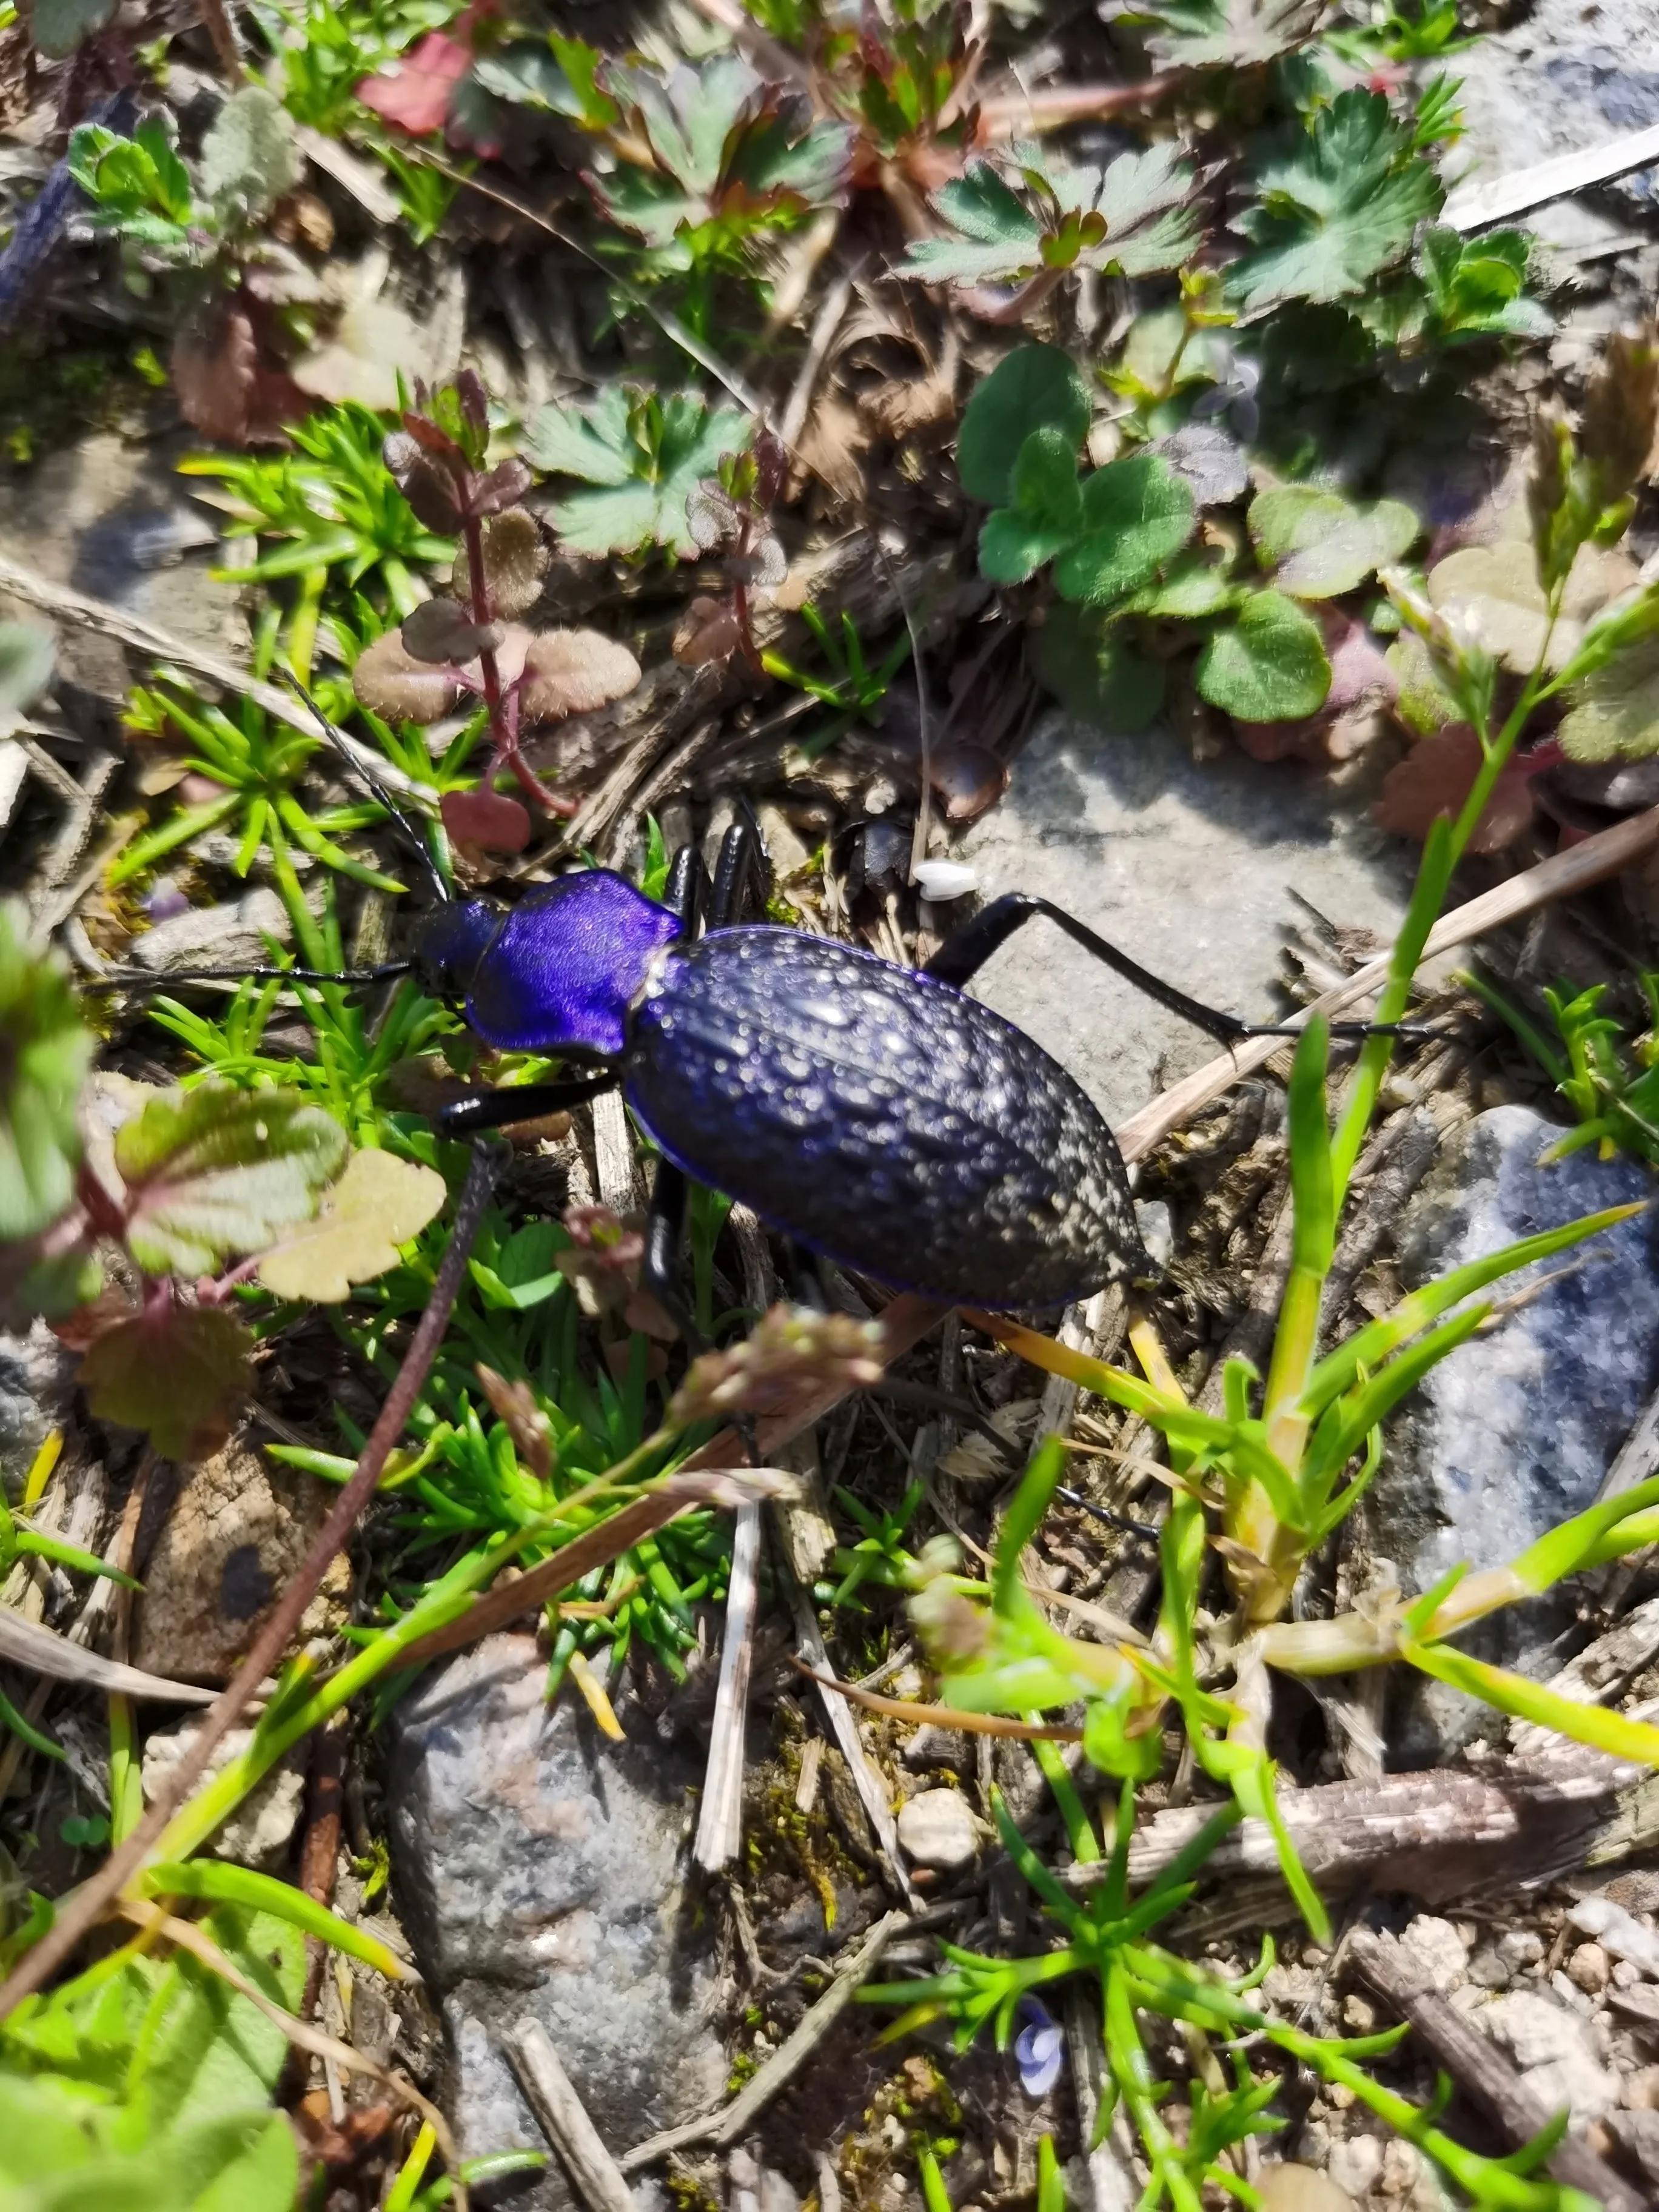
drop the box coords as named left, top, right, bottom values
left=896, top=1788, right=979, bottom=1873
left=1255, top=2165, right=1356, bottom=2212
left=1569, top=1943, right=1611, bottom=1996
left=389, top=1634, right=726, bottom=2201
left=903, top=1724, right=972, bottom=1771
left=132, top=1436, right=349, bottom=1683
left=1606, top=2110, right=1659, bottom=2187
left=0, top=1324, right=78, bottom=1492
left=1483, top=1989, right=1620, bottom=2123
left=1468, top=1946, right=1511, bottom=1989
left=1378, top=2139, right=1421, bottom=2197
left=1612, top=1959, right=1640, bottom=1989
left=1498, top=1929, right=1546, bottom=1972
left=1327, top=2134, right=1384, bottom=2199
left=1570, top=1892, right=1659, bottom=1977
left=129, top=886, right=292, bottom=972
left=1399, top=1914, right=1469, bottom=1995
left=1376, top=1108, right=1659, bottom=1762
left=141, top=1721, right=304, bottom=1869
left=1342, top=1994, right=1379, bottom=2033
left=1624, top=2063, right=1659, bottom=2107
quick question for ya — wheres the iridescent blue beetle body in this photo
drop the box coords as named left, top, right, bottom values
left=413, top=867, right=1148, bottom=1311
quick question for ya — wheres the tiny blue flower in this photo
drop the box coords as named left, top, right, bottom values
left=1013, top=1996, right=1065, bottom=2099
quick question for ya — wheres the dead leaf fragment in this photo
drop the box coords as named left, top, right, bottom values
left=257, top=1149, right=447, bottom=1302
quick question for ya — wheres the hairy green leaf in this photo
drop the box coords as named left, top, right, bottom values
left=32, top=0, right=117, bottom=59
left=0, top=902, right=95, bottom=1244
left=1195, top=590, right=1332, bottom=720
left=903, top=142, right=1199, bottom=290
left=79, top=1303, right=253, bottom=1461
left=1417, top=224, right=1550, bottom=342
left=114, top=1079, right=349, bottom=1277
left=1558, top=632, right=1659, bottom=762
left=199, top=87, right=303, bottom=221
left=1248, top=484, right=1420, bottom=598
left=1051, top=453, right=1196, bottom=606
left=1029, top=605, right=1166, bottom=732
left=978, top=428, right=1085, bottom=584
left=1228, top=90, right=1443, bottom=310
left=525, top=386, right=751, bottom=558
left=957, top=346, right=1090, bottom=507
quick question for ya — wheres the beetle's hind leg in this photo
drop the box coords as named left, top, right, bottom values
left=640, top=1159, right=709, bottom=1358
left=925, top=893, right=1433, bottom=1047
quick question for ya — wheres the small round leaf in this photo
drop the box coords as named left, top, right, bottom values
left=957, top=346, right=1090, bottom=508
left=1195, top=591, right=1332, bottom=722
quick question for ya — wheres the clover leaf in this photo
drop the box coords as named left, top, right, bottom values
left=1051, top=454, right=1196, bottom=607
left=79, top=1302, right=254, bottom=1461
left=1558, top=634, right=1659, bottom=762
left=257, top=1149, right=447, bottom=1302
left=1248, top=484, right=1420, bottom=598
left=0, top=902, right=95, bottom=1245
left=1228, top=90, right=1443, bottom=311
left=957, top=345, right=1091, bottom=507
left=1030, top=606, right=1166, bottom=732
left=525, top=386, right=751, bottom=558
left=113, top=1079, right=349, bottom=1278
left=903, top=143, right=1199, bottom=291
left=979, top=430, right=1087, bottom=585
left=1195, top=590, right=1332, bottom=720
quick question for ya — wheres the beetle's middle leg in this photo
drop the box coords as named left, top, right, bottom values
left=924, top=893, right=1431, bottom=1047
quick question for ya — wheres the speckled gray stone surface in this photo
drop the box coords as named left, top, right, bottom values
left=1450, top=0, right=1659, bottom=215
left=387, top=1634, right=723, bottom=2210
left=1376, top=1106, right=1659, bottom=1763
left=954, top=713, right=1415, bottom=1130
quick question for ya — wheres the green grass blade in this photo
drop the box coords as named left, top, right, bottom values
left=1399, top=1637, right=1659, bottom=1767
left=141, top=1858, right=410, bottom=1977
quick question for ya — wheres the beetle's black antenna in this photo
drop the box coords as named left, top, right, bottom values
left=98, top=961, right=414, bottom=991
left=278, top=668, right=452, bottom=907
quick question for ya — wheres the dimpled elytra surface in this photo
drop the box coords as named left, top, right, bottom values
left=625, top=928, right=1146, bottom=1307
left=466, top=873, right=682, bottom=1056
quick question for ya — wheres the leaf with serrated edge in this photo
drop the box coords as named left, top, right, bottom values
left=1108, top=0, right=1322, bottom=69
left=1249, top=484, right=1419, bottom=598
left=79, top=1304, right=253, bottom=1461
left=258, top=1150, right=447, bottom=1302
left=978, top=428, right=1085, bottom=585
left=115, top=1080, right=349, bottom=1278
left=1228, top=90, right=1442, bottom=310
left=903, top=143, right=1197, bottom=289
left=1196, top=590, right=1332, bottom=720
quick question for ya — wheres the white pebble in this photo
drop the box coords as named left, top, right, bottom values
left=896, top=1787, right=980, bottom=1873
left=913, top=859, right=977, bottom=903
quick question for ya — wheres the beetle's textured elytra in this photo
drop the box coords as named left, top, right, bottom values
left=626, top=927, right=1147, bottom=1307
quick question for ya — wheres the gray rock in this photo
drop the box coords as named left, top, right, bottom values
left=955, top=714, right=1413, bottom=1129
left=1450, top=0, right=1659, bottom=213
left=1376, top=1106, right=1659, bottom=1763
left=387, top=1634, right=725, bottom=2205
left=1604, top=2110, right=1659, bottom=2188
left=1480, top=1988, right=1619, bottom=2124
left=0, top=1324, right=77, bottom=1493
left=896, top=1786, right=980, bottom=1873
left=128, top=886, right=292, bottom=971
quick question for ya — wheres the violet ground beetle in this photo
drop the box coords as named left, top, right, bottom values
left=116, top=685, right=1424, bottom=1344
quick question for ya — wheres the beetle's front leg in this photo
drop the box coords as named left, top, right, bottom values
left=435, top=1072, right=618, bottom=1139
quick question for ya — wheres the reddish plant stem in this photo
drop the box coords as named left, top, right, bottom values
left=0, top=1142, right=500, bottom=2020
left=460, top=509, right=569, bottom=816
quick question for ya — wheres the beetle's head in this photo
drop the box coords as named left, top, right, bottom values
left=409, top=898, right=502, bottom=1003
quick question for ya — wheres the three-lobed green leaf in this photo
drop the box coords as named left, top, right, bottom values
left=1248, top=483, right=1419, bottom=598
left=977, top=429, right=1085, bottom=584
left=956, top=345, right=1090, bottom=507
left=1052, top=454, right=1197, bottom=606
left=1195, top=589, right=1332, bottom=720
left=113, top=1078, right=349, bottom=1278
left=903, top=142, right=1199, bottom=290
